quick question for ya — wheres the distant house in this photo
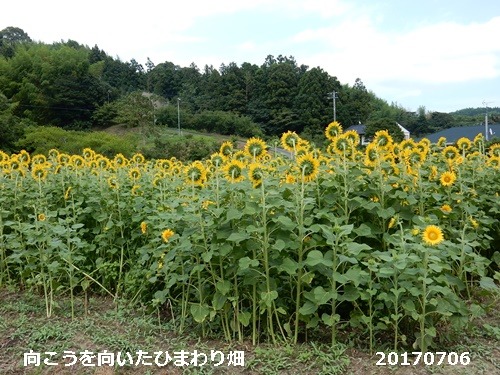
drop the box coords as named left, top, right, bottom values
left=346, top=122, right=410, bottom=146
left=423, top=125, right=500, bottom=144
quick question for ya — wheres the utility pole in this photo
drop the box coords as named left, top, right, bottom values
left=483, top=101, right=492, bottom=141
left=177, top=98, right=181, bottom=136
left=327, top=91, right=339, bottom=122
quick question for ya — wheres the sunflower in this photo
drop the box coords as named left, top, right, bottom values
left=473, top=133, right=484, bottom=149
left=37, top=213, right=46, bottom=222
left=223, top=159, right=245, bottom=183
left=296, top=153, right=320, bottom=182
left=64, top=186, right=72, bottom=200
left=281, top=131, right=301, bottom=152
left=388, top=217, right=397, bottom=229
left=456, top=137, right=471, bottom=151
left=489, top=144, right=500, bottom=158
left=422, top=225, right=444, bottom=246
left=131, top=153, right=145, bottom=165
left=487, top=156, right=500, bottom=168
left=48, top=149, right=60, bottom=160
left=70, top=155, right=86, bottom=168
left=442, top=146, right=459, bottom=161
left=31, top=164, right=48, bottom=181
left=437, top=137, right=447, bottom=147
left=161, top=229, right=174, bottom=243
left=244, top=137, right=267, bottom=159
left=372, top=130, right=393, bottom=148
left=31, top=154, right=47, bottom=165
left=82, top=148, right=95, bottom=160
left=113, top=153, right=129, bottom=168
left=440, top=171, right=456, bottom=187
left=469, top=217, right=479, bottom=229
left=364, top=143, right=379, bottom=167
left=233, top=150, right=248, bottom=162
left=97, top=156, right=111, bottom=170
left=185, top=161, right=207, bottom=186
left=325, top=121, right=343, bottom=141
left=428, top=165, right=438, bottom=180
left=107, top=176, right=119, bottom=189
left=0, top=151, right=9, bottom=163
left=333, top=135, right=350, bottom=154
left=220, top=141, right=234, bottom=157
left=248, top=162, right=265, bottom=188
left=210, top=153, right=226, bottom=168
left=18, top=150, right=30, bottom=165
left=140, top=221, right=147, bottom=234
left=128, top=167, right=142, bottom=181
left=343, top=130, right=360, bottom=146
left=440, top=204, right=452, bottom=214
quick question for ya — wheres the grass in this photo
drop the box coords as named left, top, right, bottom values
left=0, top=287, right=498, bottom=375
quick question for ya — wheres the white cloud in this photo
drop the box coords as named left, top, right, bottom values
left=293, top=15, right=500, bottom=85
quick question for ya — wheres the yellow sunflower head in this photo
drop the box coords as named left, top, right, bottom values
left=422, top=225, right=444, bottom=246
left=128, top=167, right=142, bottom=181
left=442, top=146, right=459, bottom=161
left=325, top=121, right=343, bottom=141
left=488, top=144, right=500, bottom=158
left=456, top=137, right=471, bottom=151
left=82, top=148, right=95, bottom=160
left=372, top=130, right=393, bottom=148
left=296, top=153, right=320, bottom=182
left=244, top=137, right=268, bottom=159
left=31, top=154, right=47, bottom=166
left=140, top=221, right=147, bottom=234
left=343, top=130, right=360, bottom=146
left=440, top=171, right=456, bottom=187
left=107, top=175, right=119, bottom=189
left=280, top=131, right=301, bottom=152
left=131, top=153, right=145, bottom=165
left=31, top=164, right=48, bottom=181
left=18, top=150, right=31, bottom=165
left=248, top=162, right=265, bottom=188
left=37, top=213, right=46, bottom=222
left=161, top=229, right=175, bottom=243
left=440, top=204, right=452, bottom=214
left=113, top=153, right=129, bottom=168
left=437, top=137, right=447, bottom=147
left=210, top=152, right=226, bottom=168
left=185, top=161, right=207, bottom=186
left=223, top=159, right=245, bottom=183
left=220, top=141, right=234, bottom=157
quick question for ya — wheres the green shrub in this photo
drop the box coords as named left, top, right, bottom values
left=15, top=125, right=138, bottom=157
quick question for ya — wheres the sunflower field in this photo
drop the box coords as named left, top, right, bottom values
left=1, top=123, right=499, bottom=353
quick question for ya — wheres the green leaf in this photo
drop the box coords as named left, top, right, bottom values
left=321, top=313, right=340, bottom=327
left=215, top=280, right=232, bottom=295
left=238, top=257, right=259, bottom=271
left=305, top=250, right=332, bottom=267
left=226, top=208, right=243, bottom=221
left=479, top=276, right=499, bottom=292
left=278, top=257, right=298, bottom=275
left=226, top=232, right=249, bottom=243
left=212, top=292, right=227, bottom=310
left=313, top=286, right=333, bottom=305
left=190, top=304, right=210, bottom=323
left=346, top=242, right=371, bottom=255
left=299, top=301, right=317, bottom=316
left=276, top=215, right=296, bottom=230
left=238, top=311, right=251, bottom=327
left=260, top=290, right=278, bottom=308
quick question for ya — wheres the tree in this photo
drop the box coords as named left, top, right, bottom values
left=0, top=26, right=32, bottom=58
left=365, top=117, right=405, bottom=142
left=114, top=91, right=154, bottom=128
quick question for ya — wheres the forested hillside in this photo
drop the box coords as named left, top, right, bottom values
left=1, top=26, right=498, bottom=153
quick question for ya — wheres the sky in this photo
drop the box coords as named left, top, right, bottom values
left=3, top=0, right=500, bottom=113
